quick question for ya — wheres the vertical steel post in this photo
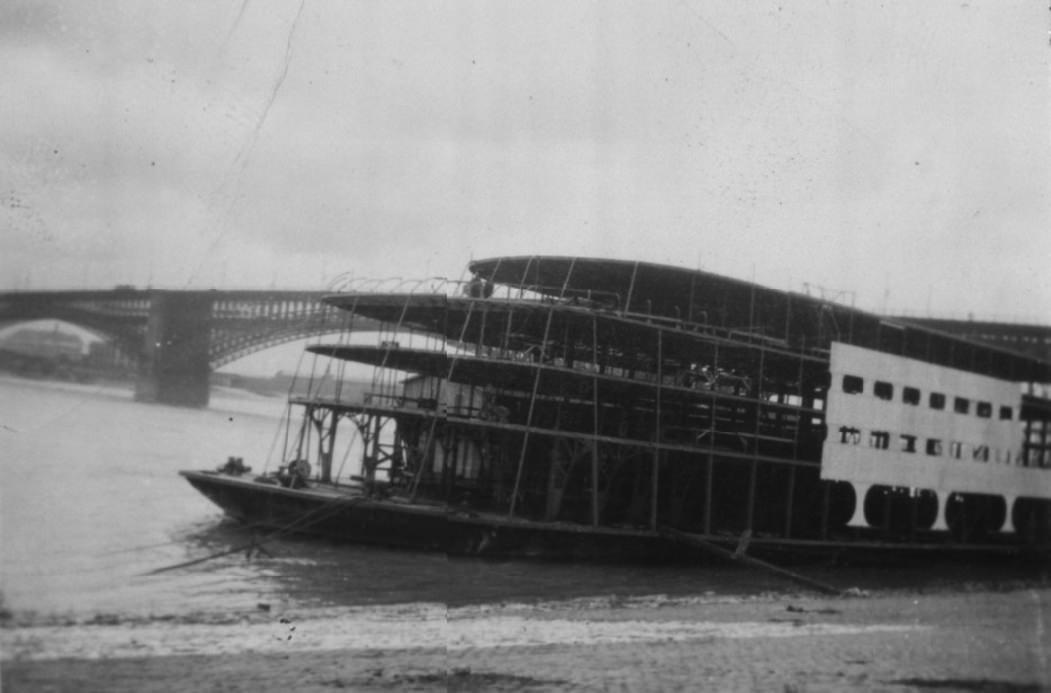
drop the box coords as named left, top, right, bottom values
left=650, top=329, right=663, bottom=530
left=591, top=313, right=600, bottom=527
left=624, top=261, right=640, bottom=314
left=508, top=258, right=575, bottom=519
left=705, top=372, right=716, bottom=535
left=746, top=347, right=765, bottom=532
left=320, top=409, right=337, bottom=483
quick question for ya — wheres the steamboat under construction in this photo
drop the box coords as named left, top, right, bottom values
left=182, top=256, right=1051, bottom=559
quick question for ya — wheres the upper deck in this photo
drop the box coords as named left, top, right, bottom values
left=324, top=255, right=1051, bottom=386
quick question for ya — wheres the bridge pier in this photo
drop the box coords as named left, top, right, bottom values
left=135, top=292, right=213, bottom=407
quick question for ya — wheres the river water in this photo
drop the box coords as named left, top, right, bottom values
left=0, top=375, right=794, bottom=624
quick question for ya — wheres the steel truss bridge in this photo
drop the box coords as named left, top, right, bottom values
left=898, top=317, right=1051, bottom=364
left=0, top=289, right=382, bottom=406
left=0, top=289, right=1048, bottom=407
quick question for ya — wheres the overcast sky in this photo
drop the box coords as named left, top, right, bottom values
left=3, top=1, right=1048, bottom=320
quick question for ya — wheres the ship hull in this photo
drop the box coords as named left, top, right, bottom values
left=182, top=470, right=1049, bottom=564
left=180, top=470, right=672, bottom=560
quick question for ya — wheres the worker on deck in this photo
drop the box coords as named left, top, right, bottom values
left=465, top=274, right=494, bottom=298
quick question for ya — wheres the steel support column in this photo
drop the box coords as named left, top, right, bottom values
left=134, top=291, right=213, bottom=407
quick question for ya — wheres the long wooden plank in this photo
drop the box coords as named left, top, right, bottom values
left=658, top=526, right=843, bottom=596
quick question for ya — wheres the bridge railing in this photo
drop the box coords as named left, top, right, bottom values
left=211, top=296, right=330, bottom=322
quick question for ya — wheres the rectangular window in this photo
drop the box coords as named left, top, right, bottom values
left=838, top=426, right=861, bottom=445
left=903, top=387, right=921, bottom=405
left=873, top=381, right=894, bottom=400
left=976, top=402, right=992, bottom=418
left=999, top=406, right=1013, bottom=420
left=842, top=375, right=864, bottom=394
left=900, top=434, right=917, bottom=453
left=869, top=430, right=890, bottom=450
left=926, top=439, right=942, bottom=456
left=954, top=397, right=970, bottom=414
left=972, top=445, right=989, bottom=462
left=949, top=441, right=964, bottom=459
left=930, top=392, right=946, bottom=410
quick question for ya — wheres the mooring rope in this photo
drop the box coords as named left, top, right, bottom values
left=141, top=492, right=363, bottom=576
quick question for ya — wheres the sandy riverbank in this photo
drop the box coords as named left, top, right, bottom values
left=4, top=587, right=1049, bottom=692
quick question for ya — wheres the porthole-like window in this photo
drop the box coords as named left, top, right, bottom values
left=976, top=402, right=992, bottom=418
left=954, top=397, right=970, bottom=414
left=903, top=387, right=921, bottom=405
left=842, top=375, right=864, bottom=394
left=929, top=392, right=946, bottom=410
left=873, top=381, right=894, bottom=400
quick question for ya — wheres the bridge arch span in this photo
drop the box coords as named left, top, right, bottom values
left=0, top=289, right=400, bottom=405
left=0, top=307, right=145, bottom=364
left=209, top=320, right=386, bottom=370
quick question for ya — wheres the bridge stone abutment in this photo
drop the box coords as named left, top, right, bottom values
left=134, top=292, right=214, bottom=407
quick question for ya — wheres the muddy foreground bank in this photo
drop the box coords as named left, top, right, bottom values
left=3, top=586, right=1050, bottom=692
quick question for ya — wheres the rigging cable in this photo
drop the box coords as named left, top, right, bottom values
left=141, top=491, right=365, bottom=576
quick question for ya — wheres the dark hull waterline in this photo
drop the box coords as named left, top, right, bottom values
left=180, top=470, right=1045, bottom=566
left=181, top=470, right=669, bottom=560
